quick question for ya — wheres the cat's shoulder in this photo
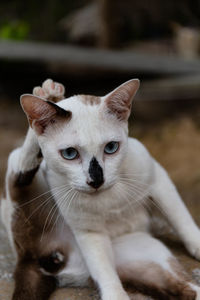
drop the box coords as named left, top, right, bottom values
left=126, top=137, right=154, bottom=174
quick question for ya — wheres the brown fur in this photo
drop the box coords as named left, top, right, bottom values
left=14, top=166, right=39, bottom=187
left=8, top=168, right=70, bottom=300
left=13, top=255, right=56, bottom=300
left=168, top=257, right=191, bottom=282
left=118, top=261, right=196, bottom=300
left=79, top=95, right=101, bottom=106
left=9, top=170, right=69, bottom=259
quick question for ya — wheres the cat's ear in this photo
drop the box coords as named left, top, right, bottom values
left=20, top=94, right=71, bottom=134
left=105, top=79, right=140, bottom=121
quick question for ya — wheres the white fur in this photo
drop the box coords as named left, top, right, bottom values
left=151, top=160, right=200, bottom=260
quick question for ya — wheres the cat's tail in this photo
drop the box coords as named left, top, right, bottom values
left=12, top=254, right=56, bottom=300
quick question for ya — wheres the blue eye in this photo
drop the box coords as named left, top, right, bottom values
left=61, top=148, right=79, bottom=160
left=104, top=142, right=119, bottom=154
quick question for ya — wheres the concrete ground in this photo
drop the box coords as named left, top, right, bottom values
left=0, top=96, right=200, bottom=299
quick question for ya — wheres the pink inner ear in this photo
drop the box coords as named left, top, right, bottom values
left=106, top=79, right=140, bottom=121
left=21, top=94, right=71, bottom=135
left=21, top=95, right=59, bottom=134
left=21, top=95, right=57, bottom=120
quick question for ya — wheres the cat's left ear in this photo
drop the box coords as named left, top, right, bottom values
left=104, top=79, right=140, bottom=121
left=20, top=94, right=71, bottom=134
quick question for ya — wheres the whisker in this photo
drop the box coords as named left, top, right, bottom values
left=48, top=188, right=74, bottom=236
left=124, top=188, right=148, bottom=207
left=61, top=190, right=78, bottom=218
left=24, top=187, right=67, bottom=224
left=40, top=201, right=59, bottom=241
left=119, top=177, right=151, bottom=187
left=148, top=198, right=169, bottom=219
left=117, top=181, right=151, bottom=210
left=120, top=181, right=150, bottom=198
left=119, top=179, right=168, bottom=218
left=120, top=178, right=150, bottom=189
left=40, top=188, right=74, bottom=239
left=119, top=172, right=149, bottom=177
left=114, top=184, right=142, bottom=217
left=50, top=189, right=78, bottom=237
left=38, top=187, right=70, bottom=216
left=122, top=186, right=150, bottom=200
left=18, top=183, right=71, bottom=208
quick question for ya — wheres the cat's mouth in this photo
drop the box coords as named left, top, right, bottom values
left=75, top=187, right=102, bottom=195
left=74, top=182, right=115, bottom=195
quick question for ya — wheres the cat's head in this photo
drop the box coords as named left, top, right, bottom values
left=21, top=79, right=139, bottom=194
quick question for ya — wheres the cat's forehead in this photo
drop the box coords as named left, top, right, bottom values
left=56, top=95, right=127, bottom=133
left=48, top=95, right=125, bottom=147
left=57, top=95, right=106, bottom=127
left=58, top=95, right=101, bottom=110
left=58, top=95, right=113, bottom=129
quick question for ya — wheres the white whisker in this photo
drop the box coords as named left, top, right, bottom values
left=41, top=188, right=74, bottom=239
left=18, top=183, right=71, bottom=208
left=24, top=187, right=68, bottom=224
left=49, top=188, right=74, bottom=235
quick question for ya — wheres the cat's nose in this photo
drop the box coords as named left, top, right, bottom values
left=87, top=157, right=104, bottom=189
left=87, top=179, right=104, bottom=189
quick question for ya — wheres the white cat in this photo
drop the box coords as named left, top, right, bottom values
left=1, top=78, right=200, bottom=300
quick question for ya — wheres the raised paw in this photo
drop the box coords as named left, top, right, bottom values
left=33, top=79, right=65, bottom=103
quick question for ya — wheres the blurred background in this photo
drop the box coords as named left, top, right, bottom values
left=0, top=1, right=200, bottom=299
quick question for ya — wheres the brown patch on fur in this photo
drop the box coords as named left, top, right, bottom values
left=14, top=166, right=39, bottom=187
left=37, top=149, right=43, bottom=159
left=118, top=261, right=196, bottom=300
left=9, top=171, right=37, bottom=206
left=39, top=251, right=65, bottom=274
left=168, top=257, right=192, bottom=282
left=7, top=167, right=71, bottom=299
left=47, top=95, right=64, bottom=103
left=79, top=95, right=101, bottom=106
left=13, top=254, right=57, bottom=300
left=9, top=172, right=69, bottom=266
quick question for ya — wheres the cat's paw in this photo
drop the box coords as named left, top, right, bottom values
left=184, top=231, right=200, bottom=260
left=33, top=79, right=65, bottom=102
left=103, top=289, right=130, bottom=300
left=187, top=244, right=200, bottom=260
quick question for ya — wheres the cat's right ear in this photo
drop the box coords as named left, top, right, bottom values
left=104, top=79, right=140, bottom=121
left=20, top=94, right=71, bottom=135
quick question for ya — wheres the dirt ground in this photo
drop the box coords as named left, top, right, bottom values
left=0, top=95, right=200, bottom=299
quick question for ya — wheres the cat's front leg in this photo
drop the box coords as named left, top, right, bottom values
left=151, top=161, right=200, bottom=260
left=73, top=230, right=130, bottom=300
left=17, top=78, right=66, bottom=175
